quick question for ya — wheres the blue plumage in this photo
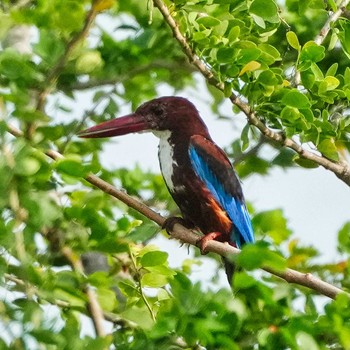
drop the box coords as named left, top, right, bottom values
left=189, top=145, right=254, bottom=248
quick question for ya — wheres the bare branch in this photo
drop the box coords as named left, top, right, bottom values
left=152, top=0, right=350, bottom=187
left=6, top=123, right=348, bottom=300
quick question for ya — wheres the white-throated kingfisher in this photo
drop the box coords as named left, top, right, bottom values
left=78, top=96, right=254, bottom=284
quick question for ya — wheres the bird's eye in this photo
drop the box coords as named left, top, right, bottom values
left=152, top=105, right=163, bottom=117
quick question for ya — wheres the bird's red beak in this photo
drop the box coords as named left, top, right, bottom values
left=78, top=113, right=147, bottom=138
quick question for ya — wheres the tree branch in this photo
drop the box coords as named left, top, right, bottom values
left=314, top=0, right=350, bottom=45
left=294, top=0, right=350, bottom=85
left=6, top=123, right=348, bottom=300
left=36, top=2, right=99, bottom=111
left=68, top=60, right=194, bottom=91
left=4, top=273, right=136, bottom=328
left=152, top=0, right=350, bottom=187
left=61, top=246, right=107, bottom=338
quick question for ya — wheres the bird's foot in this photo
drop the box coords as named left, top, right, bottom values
left=162, top=216, right=191, bottom=235
left=196, top=232, right=226, bottom=255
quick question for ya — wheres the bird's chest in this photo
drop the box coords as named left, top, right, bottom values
left=158, top=133, right=178, bottom=192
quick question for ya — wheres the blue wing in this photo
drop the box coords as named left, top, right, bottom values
left=189, top=135, right=254, bottom=247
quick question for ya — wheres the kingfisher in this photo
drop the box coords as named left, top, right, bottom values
left=78, top=96, right=254, bottom=284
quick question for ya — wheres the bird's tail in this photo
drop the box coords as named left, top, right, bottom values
left=223, top=257, right=238, bottom=286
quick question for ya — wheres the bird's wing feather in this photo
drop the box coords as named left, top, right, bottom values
left=189, top=135, right=254, bottom=247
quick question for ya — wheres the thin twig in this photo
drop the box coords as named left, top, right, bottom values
left=129, top=249, right=156, bottom=321
left=152, top=0, right=350, bottom=187
left=4, top=273, right=136, bottom=328
left=36, top=3, right=98, bottom=111
left=61, top=246, right=106, bottom=337
left=68, top=60, right=194, bottom=90
left=6, top=122, right=347, bottom=300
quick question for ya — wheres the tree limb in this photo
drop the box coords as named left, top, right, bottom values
left=314, top=0, right=350, bottom=45
left=152, top=0, right=350, bottom=187
left=36, top=2, right=99, bottom=111
left=61, top=246, right=107, bottom=338
left=68, top=60, right=194, bottom=90
left=6, top=123, right=349, bottom=300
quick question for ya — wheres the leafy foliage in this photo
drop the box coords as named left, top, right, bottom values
left=0, top=0, right=350, bottom=349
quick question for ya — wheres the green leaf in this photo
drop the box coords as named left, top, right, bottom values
left=286, top=31, right=300, bottom=50
left=323, top=76, right=340, bottom=91
left=293, top=156, right=319, bottom=169
left=253, top=209, right=291, bottom=244
left=239, top=61, right=261, bottom=76
left=338, top=222, right=350, bottom=253
left=97, top=288, right=117, bottom=312
left=76, top=51, right=103, bottom=73
left=296, top=332, right=320, bottom=350
left=141, top=272, right=168, bottom=288
left=233, top=272, right=257, bottom=288
left=300, top=42, right=325, bottom=62
left=249, top=0, right=278, bottom=21
left=196, top=16, right=221, bottom=27
left=55, top=157, right=88, bottom=177
left=318, top=138, right=339, bottom=161
left=240, top=123, right=250, bottom=151
left=281, top=90, right=311, bottom=108
left=237, top=243, right=286, bottom=271
left=140, top=251, right=168, bottom=267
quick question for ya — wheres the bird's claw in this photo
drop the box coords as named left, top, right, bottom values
left=196, top=232, right=225, bottom=255
left=162, top=216, right=189, bottom=235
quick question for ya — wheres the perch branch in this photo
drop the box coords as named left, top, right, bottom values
left=6, top=123, right=348, bottom=300
left=152, top=0, right=350, bottom=187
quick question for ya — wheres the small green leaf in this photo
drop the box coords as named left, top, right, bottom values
left=338, top=222, right=350, bottom=253
left=286, top=31, right=300, bottom=50
left=239, top=61, right=261, bottom=76
left=323, top=76, right=340, bottom=91
left=76, top=51, right=103, bottom=73
left=249, top=0, right=278, bottom=21
left=56, top=157, right=88, bottom=177
left=296, top=332, right=320, bottom=350
left=318, top=138, right=339, bottom=161
left=326, top=63, right=338, bottom=77
left=241, top=123, right=250, bottom=151
left=293, top=156, right=319, bottom=168
left=14, top=157, right=41, bottom=176
left=300, top=42, right=325, bottom=62
left=237, top=244, right=286, bottom=271
left=140, top=251, right=168, bottom=267
left=281, top=90, right=311, bottom=108
left=196, top=16, right=221, bottom=27
left=253, top=209, right=291, bottom=244
left=141, top=272, right=168, bottom=288
left=234, top=272, right=257, bottom=288
left=97, top=288, right=117, bottom=312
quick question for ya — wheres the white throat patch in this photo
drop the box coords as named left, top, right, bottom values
left=155, top=130, right=177, bottom=192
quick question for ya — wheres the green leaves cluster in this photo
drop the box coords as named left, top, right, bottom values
left=175, top=0, right=350, bottom=162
